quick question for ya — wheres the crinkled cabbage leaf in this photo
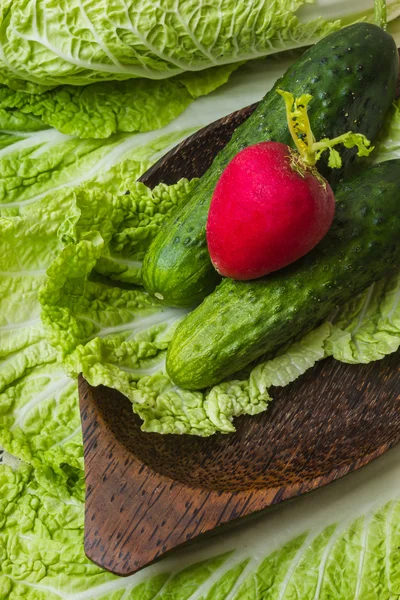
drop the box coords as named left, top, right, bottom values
left=4, top=0, right=400, bottom=90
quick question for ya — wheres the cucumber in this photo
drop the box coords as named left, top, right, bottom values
left=167, top=160, right=400, bottom=390
left=143, top=23, right=398, bottom=307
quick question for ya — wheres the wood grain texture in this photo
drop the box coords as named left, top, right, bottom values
left=80, top=87, right=400, bottom=576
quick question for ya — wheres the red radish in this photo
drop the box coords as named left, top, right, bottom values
left=206, top=89, right=373, bottom=281
left=206, top=141, right=335, bottom=280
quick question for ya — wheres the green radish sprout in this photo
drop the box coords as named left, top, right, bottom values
left=278, top=90, right=374, bottom=169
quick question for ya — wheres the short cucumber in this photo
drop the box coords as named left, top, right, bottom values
left=143, top=23, right=398, bottom=307
left=167, top=160, right=400, bottom=390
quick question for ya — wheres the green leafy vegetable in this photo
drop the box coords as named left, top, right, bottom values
left=0, top=80, right=193, bottom=140
left=327, top=273, right=400, bottom=363
left=0, top=108, right=46, bottom=132
left=4, top=0, right=399, bottom=90
left=0, top=64, right=241, bottom=139
left=372, top=101, right=400, bottom=162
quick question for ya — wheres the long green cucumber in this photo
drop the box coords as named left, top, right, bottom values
left=166, top=160, right=400, bottom=390
left=143, top=23, right=398, bottom=307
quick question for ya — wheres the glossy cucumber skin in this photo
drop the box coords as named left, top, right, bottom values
left=167, top=160, right=400, bottom=389
left=142, top=23, right=398, bottom=307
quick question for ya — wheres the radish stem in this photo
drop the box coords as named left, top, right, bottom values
left=375, top=0, right=387, bottom=30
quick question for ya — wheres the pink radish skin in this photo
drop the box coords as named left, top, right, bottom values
left=206, top=141, right=335, bottom=280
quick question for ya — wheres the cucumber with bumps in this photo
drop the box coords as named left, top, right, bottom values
left=143, top=23, right=398, bottom=307
left=167, top=160, right=400, bottom=389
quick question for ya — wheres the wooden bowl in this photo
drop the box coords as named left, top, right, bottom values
left=79, top=102, right=400, bottom=577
